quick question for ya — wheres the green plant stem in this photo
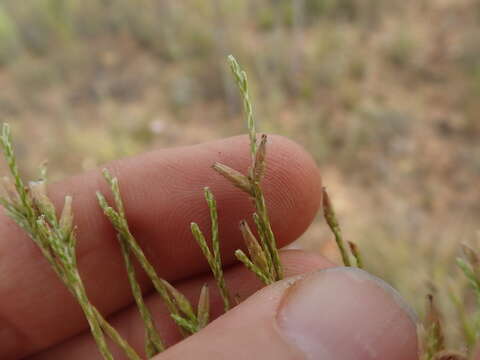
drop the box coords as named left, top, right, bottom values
left=219, top=55, right=284, bottom=284
left=228, top=55, right=256, bottom=157
left=348, top=241, right=363, bottom=269
left=97, top=190, right=177, bottom=311
left=93, top=308, right=142, bottom=360
left=251, top=182, right=283, bottom=279
left=235, top=249, right=273, bottom=285
left=0, top=124, right=122, bottom=360
left=70, top=272, right=114, bottom=360
left=322, top=187, right=351, bottom=267
left=119, top=236, right=164, bottom=356
left=191, top=187, right=231, bottom=312
left=98, top=170, right=204, bottom=339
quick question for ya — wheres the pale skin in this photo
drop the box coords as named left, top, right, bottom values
left=0, top=135, right=419, bottom=360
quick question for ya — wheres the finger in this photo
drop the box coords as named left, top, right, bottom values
left=154, top=268, right=418, bottom=360
left=28, top=250, right=334, bottom=359
left=0, top=135, right=322, bottom=358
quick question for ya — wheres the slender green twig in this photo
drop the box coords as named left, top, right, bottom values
left=322, top=187, right=351, bottom=267
left=92, top=307, right=142, bottom=360
left=0, top=123, right=132, bottom=360
left=348, top=241, right=363, bottom=269
left=98, top=169, right=164, bottom=355
left=191, top=187, right=231, bottom=312
left=119, top=236, right=165, bottom=356
left=227, top=55, right=256, bottom=157
left=234, top=249, right=272, bottom=285
left=212, top=56, right=283, bottom=285
left=96, top=174, right=176, bottom=314
left=239, top=220, right=271, bottom=278
left=98, top=169, right=206, bottom=338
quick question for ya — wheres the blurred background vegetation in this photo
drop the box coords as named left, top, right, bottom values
left=0, top=0, right=479, bottom=352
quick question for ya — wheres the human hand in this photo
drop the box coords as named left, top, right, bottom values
left=0, top=135, right=418, bottom=360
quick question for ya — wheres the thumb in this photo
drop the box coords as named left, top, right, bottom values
left=154, top=267, right=418, bottom=360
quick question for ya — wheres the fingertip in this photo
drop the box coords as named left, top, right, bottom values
left=277, top=267, right=419, bottom=360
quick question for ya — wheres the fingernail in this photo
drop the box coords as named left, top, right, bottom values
left=277, top=267, right=418, bottom=360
